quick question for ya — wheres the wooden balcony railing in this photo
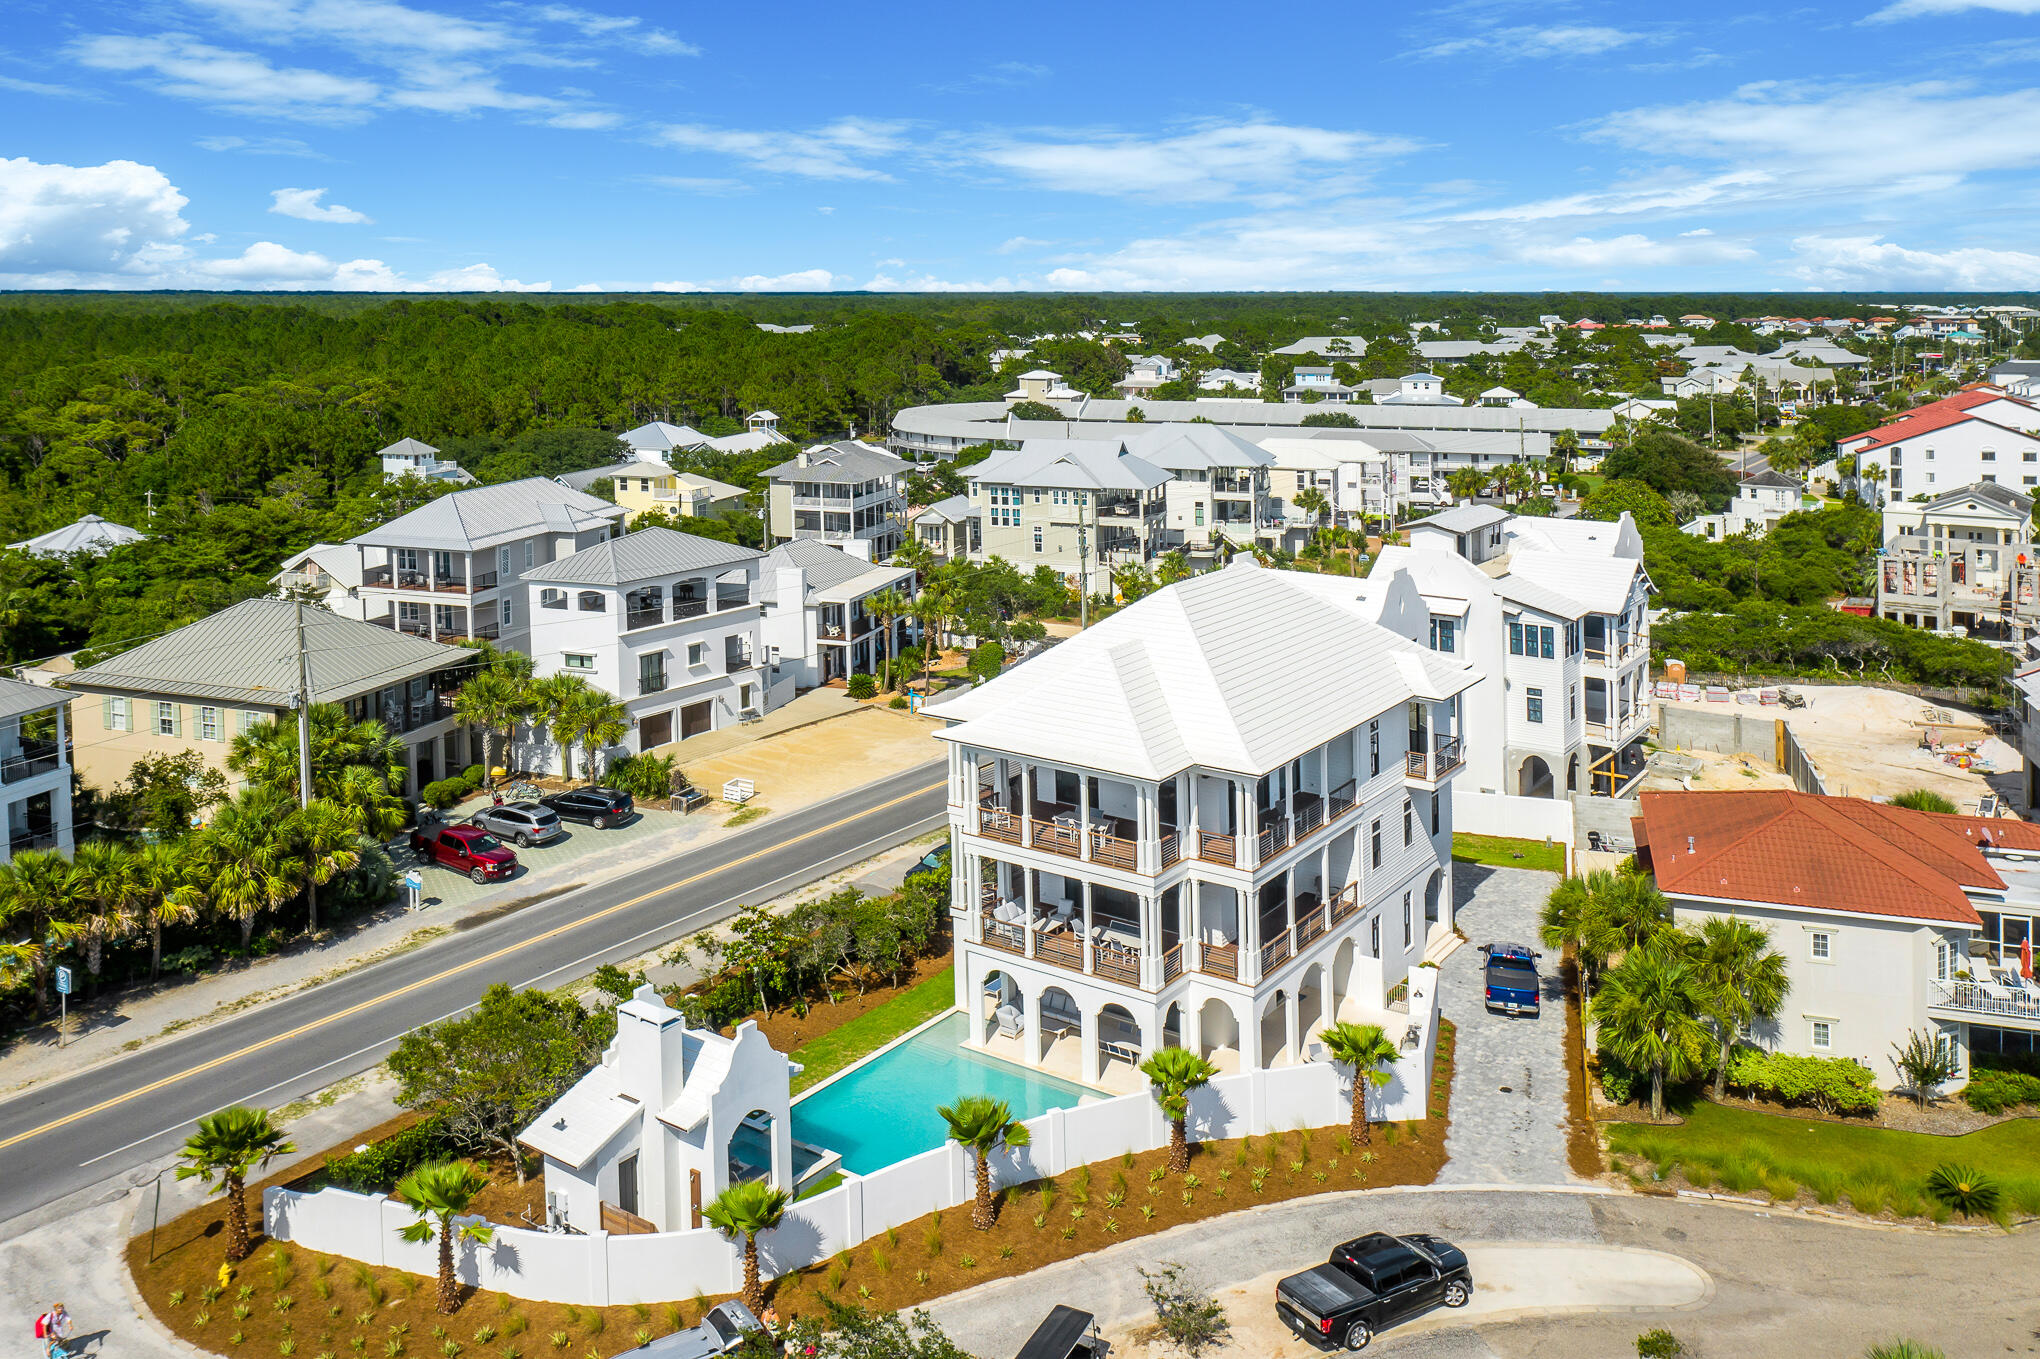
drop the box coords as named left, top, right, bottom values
left=1036, top=930, right=1082, bottom=972
left=978, top=807, right=1022, bottom=844
left=1198, top=941, right=1239, bottom=981
left=1294, top=799, right=1325, bottom=839
left=1407, top=735, right=1464, bottom=781
left=1296, top=904, right=1329, bottom=948
left=1328, top=779, right=1357, bottom=820
left=1257, top=818, right=1290, bottom=859
left=1196, top=831, right=1237, bottom=867
left=1162, top=943, right=1184, bottom=984
left=1031, top=819, right=1082, bottom=858
left=1159, top=831, right=1181, bottom=868
left=1089, top=829, right=1137, bottom=870
left=978, top=909, right=1024, bottom=956
left=1092, top=948, right=1140, bottom=985
left=1259, top=929, right=1293, bottom=973
left=1327, top=882, right=1360, bottom=925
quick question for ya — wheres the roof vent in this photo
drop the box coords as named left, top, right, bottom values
left=1687, top=835, right=1695, bottom=854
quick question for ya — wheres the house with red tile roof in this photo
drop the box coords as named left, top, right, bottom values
left=1634, top=790, right=2040, bottom=1082
left=1834, top=387, right=2040, bottom=504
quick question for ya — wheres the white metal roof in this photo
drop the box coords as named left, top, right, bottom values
left=935, top=558, right=1475, bottom=779
left=351, top=478, right=624, bottom=552
left=10, top=514, right=148, bottom=557
left=1508, top=552, right=1643, bottom=614
left=517, top=1067, right=640, bottom=1169
left=969, top=439, right=1171, bottom=492
left=524, top=527, right=763, bottom=587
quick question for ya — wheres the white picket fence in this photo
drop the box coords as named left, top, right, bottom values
left=265, top=1003, right=1438, bottom=1307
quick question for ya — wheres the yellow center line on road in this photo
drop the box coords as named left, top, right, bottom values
left=0, top=778, right=948, bottom=1154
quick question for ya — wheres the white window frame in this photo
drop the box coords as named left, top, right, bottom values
left=563, top=653, right=595, bottom=671
left=110, top=696, right=131, bottom=732
left=687, top=641, right=708, bottom=667
left=1810, top=1019, right=1833, bottom=1050
left=1810, top=930, right=1831, bottom=961
left=500, top=597, right=513, bottom=626
left=156, top=700, right=177, bottom=736
left=499, top=546, right=511, bottom=576
left=199, top=706, right=220, bottom=742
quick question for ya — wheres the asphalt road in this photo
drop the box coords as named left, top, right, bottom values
left=0, top=760, right=946, bottom=1231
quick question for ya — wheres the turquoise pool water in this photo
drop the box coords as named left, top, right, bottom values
left=791, top=1012, right=1093, bottom=1175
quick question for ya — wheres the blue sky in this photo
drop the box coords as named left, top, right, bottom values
left=5, top=0, right=2040, bottom=292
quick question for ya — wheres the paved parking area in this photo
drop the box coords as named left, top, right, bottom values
left=396, top=803, right=706, bottom=911
left=1435, top=863, right=1571, bottom=1186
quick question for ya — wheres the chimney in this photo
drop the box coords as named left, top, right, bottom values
left=616, top=983, right=684, bottom=1109
left=1687, top=835, right=1696, bottom=854
left=796, top=450, right=810, bottom=468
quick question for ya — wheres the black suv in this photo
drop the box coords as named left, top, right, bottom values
left=540, top=786, right=636, bottom=829
left=1277, top=1231, right=1473, bottom=1350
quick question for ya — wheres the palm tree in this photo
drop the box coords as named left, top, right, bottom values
left=1590, top=946, right=1715, bottom=1120
left=1539, top=871, right=1620, bottom=999
left=0, top=848, right=84, bottom=1015
left=1320, top=1021, right=1399, bottom=1144
left=132, top=839, right=202, bottom=981
left=394, top=1161, right=495, bottom=1314
left=1688, top=917, right=1789, bottom=1099
left=452, top=669, right=532, bottom=791
left=910, top=588, right=947, bottom=689
left=530, top=674, right=597, bottom=779
left=175, top=1106, right=294, bottom=1262
left=1155, top=550, right=1192, bottom=586
left=191, top=790, right=295, bottom=947
left=69, top=839, right=142, bottom=998
left=229, top=705, right=405, bottom=804
left=866, top=588, right=910, bottom=689
left=701, top=1179, right=790, bottom=1318
left=567, top=690, right=628, bottom=785
left=1598, top=870, right=1673, bottom=960
left=285, top=799, right=363, bottom=935
left=891, top=537, right=936, bottom=585
left=939, top=1095, right=1032, bottom=1230
left=1445, top=468, right=1490, bottom=502
left=1138, top=1046, right=1218, bottom=1173
left=1294, top=486, right=1331, bottom=536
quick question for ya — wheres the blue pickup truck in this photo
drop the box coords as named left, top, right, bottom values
left=1482, top=942, right=1543, bottom=1017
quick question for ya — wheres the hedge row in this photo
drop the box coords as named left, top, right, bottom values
left=420, top=763, right=488, bottom=810
left=1962, top=1067, right=2040, bottom=1115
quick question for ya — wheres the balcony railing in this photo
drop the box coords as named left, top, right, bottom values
left=1199, top=941, right=1239, bottom=981
left=1328, top=779, right=1357, bottom=819
left=675, top=598, right=710, bottom=621
left=1260, top=929, right=1293, bottom=973
left=1093, top=947, right=1140, bottom=985
left=979, top=908, right=1025, bottom=956
left=471, top=570, right=499, bottom=590
left=1031, top=818, right=1083, bottom=859
left=1037, top=930, right=1082, bottom=972
left=8, top=827, right=60, bottom=855
left=1, top=745, right=61, bottom=784
left=1196, top=831, right=1237, bottom=867
left=1089, top=829, right=1137, bottom=871
left=1257, top=818, right=1290, bottom=860
left=625, top=608, right=665, bottom=631
left=640, top=674, right=669, bottom=696
left=978, top=806, right=1023, bottom=844
left=1929, top=978, right=2040, bottom=1023
left=1159, top=830, right=1181, bottom=868
left=1294, top=798, right=1325, bottom=839
left=1327, top=882, right=1360, bottom=925
left=1162, top=943, right=1184, bottom=984
left=1407, top=736, right=1464, bottom=781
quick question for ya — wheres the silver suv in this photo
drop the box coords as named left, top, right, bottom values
left=468, top=801, right=565, bottom=848
left=630, top=1304, right=760, bottom=1359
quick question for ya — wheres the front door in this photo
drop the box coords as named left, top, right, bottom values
left=415, top=747, right=433, bottom=793
left=638, top=710, right=673, bottom=749
left=680, top=700, right=712, bottom=739
left=616, top=1153, right=639, bottom=1218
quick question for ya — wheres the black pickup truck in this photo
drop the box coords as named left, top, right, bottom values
left=1276, top=1231, right=1472, bottom=1350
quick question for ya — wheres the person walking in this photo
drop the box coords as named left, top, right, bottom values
left=39, top=1303, right=72, bottom=1358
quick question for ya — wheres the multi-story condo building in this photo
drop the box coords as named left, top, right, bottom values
left=966, top=439, right=1171, bottom=582
left=1638, top=789, right=2040, bottom=1082
left=1126, top=425, right=1278, bottom=560
left=1877, top=482, right=2040, bottom=643
left=762, top=442, right=910, bottom=559
left=1837, top=387, right=2040, bottom=504
left=935, top=558, right=1476, bottom=1087
left=758, top=539, right=918, bottom=695
left=1376, top=507, right=1651, bottom=800
left=522, top=528, right=769, bottom=753
left=909, top=495, right=979, bottom=563
left=557, top=460, right=748, bottom=526
left=59, top=598, right=475, bottom=799
left=337, top=478, right=626, bottom=649
left=0, top=678, right=72, bottom=864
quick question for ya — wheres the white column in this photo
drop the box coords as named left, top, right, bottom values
left=1141, top=893, right=1158, bottom=988
left=1284, top=990, right=1301, bottom=1067
left=1023, top=866, right=1038, bottom=959
left=1081, top=879, right=1095, bottom=974
left=1022, top=980, right=1041, bottom=1065
left=1081, top=1007, right=1100, bottom=1085
left=1078, top=771, right=1092, bottom=861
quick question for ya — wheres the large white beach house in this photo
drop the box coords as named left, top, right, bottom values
left=935, top=557, right=1477, bottom=1088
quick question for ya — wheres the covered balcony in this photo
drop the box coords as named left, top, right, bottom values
left=973, top=858, right=1158, bottom=989
left=1404, top=699, right=1464, bottom=786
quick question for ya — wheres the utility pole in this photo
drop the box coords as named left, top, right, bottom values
left=143, top=489, right=156, bottom=522
left=293, top=603, right=317, bottom=931
left=1077, top=504, right=1091, bottom=631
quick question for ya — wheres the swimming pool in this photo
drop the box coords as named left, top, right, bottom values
left=791, top=1012, right=1094, bottom=1175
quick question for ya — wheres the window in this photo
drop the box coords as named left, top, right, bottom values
left=1194, top=502, right=1205, bottom=527
left=1568, top=684, right=1577, bottom=721
left=1565, top=621, right=1580, bottom=655
left=524, top=541, right=535, bottom=569
left=1403, top=891, right=1413, bottom=950
left=578, top=591, right=605, bottom=612
left=237, top=709, right=257, bottom=735
left=1370, top=916, right=1380, bottom=958
left=1982, top=449, right=1997, bottom=462
left=1811, top=1020, right=1833, bottom=1050
left=563, top=653, right=594, bottom=671
left=687, top=641, right=707, bottom=667
left=540, top=588, right=567, bottom=610
left=1403, top=800, right=1413, bottom=846
left=396, top=548, right=418, bottom=574
left=1430, top=793, right=1440, bottom=836
left=639, top=653, right=667, bottom=695
left=500, top=597, right=513, bottom=626
left=105, top=696, right=131, bottom=732
left=156, top=701, right=179, bottom=736
left=1033, top=526, right=1044, bottom=554
left=1428, top=617, right=1456, bottom=653
left=1526, top=687, right=1545, bottom=724
left=1506, top=621, right=1554, bottom=657
left=1369, top=721, right=1380, bottom=777
left=1371, top=819, right=1382, bottom=867
left=498, top=546, right=511, bottom=576
left=199, top=706, right=220, bottom=742
left=1811, top=931, right=1831, bottom=961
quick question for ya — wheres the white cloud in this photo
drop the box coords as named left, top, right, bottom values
left=269, top=186, right=372, bottom=222
left=1868, top=0, right=2040, bottom=19
left=1508, top=232, right=1756, bottom=270
left=0, top=157, right=190, bottom=276
left=643, top=175, right=751, bottom=195
left=970, top=120, right=1419, bottom=203
left=188, top=0, right=517, bottom=56
left=996, top=236, right=1053, bottom=253
left=1788, top=234, right=2040, bottom=288
left=1451, top=169, right=1777, bottom=223
left=517, top=4, right=699, bottom=54
left=0, top=73, right=96, bottom=98
left=1413, top=24, right=1654, bottom=61
left=71, top=32, right=381, bottom=121
left=859, top=271, right=1016, bottom=291
left=929, top=60, right=1050, bottom=93
left=199, top=134, right=325, bottom=156
left=1033, top=204, right=1453, bottom=289
left=648, top=268, right=841, bottom=291
left=656, top=119, right=907, bottom=181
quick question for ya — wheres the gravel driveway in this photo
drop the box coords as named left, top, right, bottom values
left=1435, top=863, right=1572, bottom=1186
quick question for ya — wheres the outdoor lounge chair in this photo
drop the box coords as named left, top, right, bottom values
left=996, top=1005, right=1023, bottom=1038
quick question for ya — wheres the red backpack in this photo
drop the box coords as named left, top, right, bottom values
left=34, top=1314, right=49, bottom=1340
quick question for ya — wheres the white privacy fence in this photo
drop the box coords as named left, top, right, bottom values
left=265, top=1008, right=1439, bottom=1307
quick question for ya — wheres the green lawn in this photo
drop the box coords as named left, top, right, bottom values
left=789, top=967, right=954, bottom=1094
left=1451, top=832, right=1566, bottom=874
left=1607, top=1100, right=2040, bottom=1220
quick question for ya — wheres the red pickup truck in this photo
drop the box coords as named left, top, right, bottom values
left=410, top=824, right=518, bottom=883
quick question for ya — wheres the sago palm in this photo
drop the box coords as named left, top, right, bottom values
left=176, top=1106, right=295, bottom=1262
left=1688, top=916, right=1789, bottom=1098
left=394, top=1161, right=495, bottom=1315
left=1139, top=1046, right=1218, bottom=1173
left=702, top=1179, right=791, bottom=1318
left=1590, top=946, right=1715, bottom=1119
left=938, top=1095, right=1032, bottom=1230
left=1320, top=1021, right=1399, bottom=1144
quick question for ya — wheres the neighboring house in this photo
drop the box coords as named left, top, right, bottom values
left=1837, top=389, right=2040, bottom=502
left=620, top=413, right=788, bottom=460
left=762, top=442, right=910, bottom=558
left=1256, top=439, right=1392, bottom=530
left=377, top=437, right=474, bottom=486
left=59, top=598, right=476, bottom=799
left=341, top=478, right=627, bottom=650
left=1477, top=386, right=1535, bottom=408
left=936, top=557, right=1474, bottom=1085
left=1636, top=789, right=2040, bottom=1083
left=1377, top=373, right=1460, bottom=406
left=2015, top=662, right=2040, bottom=809
left=0, top=678, right=72, bottom=864
left=1271, top=335, right=1369, bottom=358
left=1876, top=482, right=2040, bottom=642
left=1183, top=334, right=1226, bottom=352
left=1378, top=509, right=1651, bottom=800
left=1681, top=471, right=1810, bottom=541
left=523, top=528, right=768, bottom=753
left=911, top=494, right=979, bottom=563
left=965, top=438, right=1171, bottom=581
left=1281, top=366, right=1359, bottom=404
left=271, top=542, right=366, bottom=611
left=520, top=985, right=805, bottom=1234
left=1126, top=424, right=1277, bottom=559
left=1198, top=368, right=1261, bottom=393
left=1006, top=369, right=1084, bottom=405
left=758, top=538, right=918, bottom=697
left=9, top=513, right=147, bottom=558
left=558, top=461, right=749, bottom=524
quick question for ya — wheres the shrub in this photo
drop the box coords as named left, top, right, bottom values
left=1863, top=1343, right=1945, bottom=1359
left=314, top=1117, right=458, bottom=1193
left=1960, top=1066, right=2040, bottom=1115
left=461, top=764, right=485, bottom=790
left=1138, top=1263, right=1230, bottom=1355
left=968, top=641, right=1005, bottom=685
left=421, top=779, right=466, bottom=810
left=1924, top=1163, right=2000, bottom=1218
left=1597, top=1047, right=1640, bottom=1105
left=1889, top=789, right=1957, bottom=814
left=888, top=695, right=909, bottom=709
left=846, top=673, right=877, bottom=700
left=1636, top=1329, right=1683, bottom=1358
left=606, top=752, right=677, bottom=804
left=1726, top=1048, right=1880, bottom=1114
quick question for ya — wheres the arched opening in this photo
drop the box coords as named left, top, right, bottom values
left=1038, top=985, right=1082, bottom=1075
left=727, top=1108, right=776, bottom=1186
left=1296, top=970, right=1325, bottom=1054
left=1423, top=870, right=1444, bottom=932
left=1097, top=1003, right=1142, bottom=1087
left=1518, top=754, right=1555, bottom=799
left=1259, top=990, right=1290, bottom=1068
left=1161, top=1002, right=1184, bottom=1050
left=1330, top=938, right=1357, bottom=1023
left=1197, top=996, right=1240, bottom=1072
left=980, top=969, right=1025, bottom=1047
left=1566, top=753, right=1580, bottom=793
